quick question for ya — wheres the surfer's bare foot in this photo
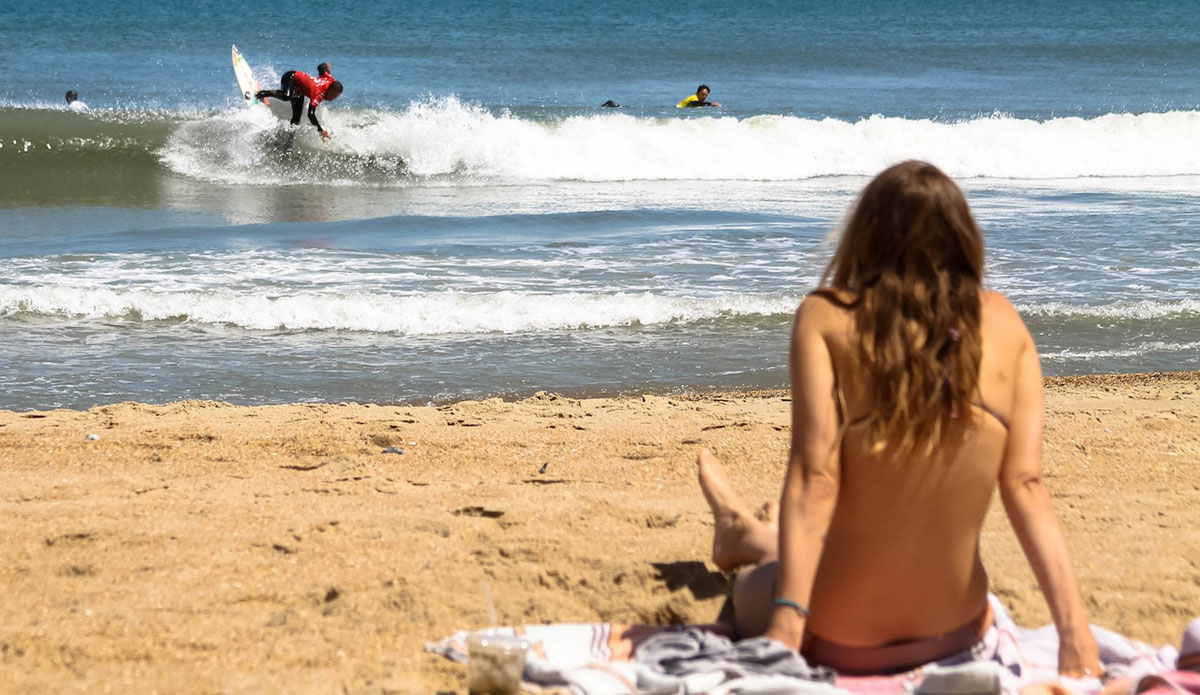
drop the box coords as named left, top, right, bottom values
left=697, top=448, right=778, bottom=572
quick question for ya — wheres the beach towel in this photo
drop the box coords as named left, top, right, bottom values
left=1133, top=670, right=1200, bottom=695
left=426, top=596, right=1186, bottom=695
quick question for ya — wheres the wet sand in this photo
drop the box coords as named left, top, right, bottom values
left=0, top=372, right=1197, bottom=694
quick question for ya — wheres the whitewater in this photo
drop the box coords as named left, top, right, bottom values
left=2, top=0, right=1198, bottom=409
left=9, top=100, right=1200, bottom=189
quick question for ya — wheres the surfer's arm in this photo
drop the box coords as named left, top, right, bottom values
left=307, top=104, right=330, bottom=139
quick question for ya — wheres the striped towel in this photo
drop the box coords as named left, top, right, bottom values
left=426, top=596, right=1185, bottom=695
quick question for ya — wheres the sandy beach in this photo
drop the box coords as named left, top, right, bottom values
left=0, top=371, right=1196, bottom=694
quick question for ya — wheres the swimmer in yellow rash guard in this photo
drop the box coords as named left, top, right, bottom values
left=677, top=84, right=721, bottom=107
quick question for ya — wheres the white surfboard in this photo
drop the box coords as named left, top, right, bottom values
left=231, top=45, right=265, bottom=105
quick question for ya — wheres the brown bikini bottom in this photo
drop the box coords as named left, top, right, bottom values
left=801, top=603, right=993, bottom=676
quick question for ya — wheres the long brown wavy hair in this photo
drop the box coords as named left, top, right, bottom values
left=821, top=160, right=985, bottom=458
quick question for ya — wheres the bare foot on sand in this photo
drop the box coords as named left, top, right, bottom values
left=697, top=448, right=779, bottom=572
left=756, top=500, right=780, bottom=528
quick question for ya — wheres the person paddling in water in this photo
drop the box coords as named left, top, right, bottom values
left=677, top=84, right=721, bottom=108
left=256, top=62, right=343, bottom=141
left=65, top=90, right=88, bottom=112
left=697, top=160, right=1102, bottom=677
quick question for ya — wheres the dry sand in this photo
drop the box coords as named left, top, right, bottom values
left=0, top=372, right=1197, bottom=694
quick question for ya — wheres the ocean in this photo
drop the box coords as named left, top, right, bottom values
left=2, top=0, right=1197, bottom=411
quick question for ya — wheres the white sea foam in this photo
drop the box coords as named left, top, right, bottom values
left=0, top=286, right=798, bottom=334
left=159, top=98, right=1200, bottom=185
left=1014, top=298, right=1200, bottom=320
left=6, top=282, right=1195, bottom=335
left=1041, top=340, right=1200, bottom=361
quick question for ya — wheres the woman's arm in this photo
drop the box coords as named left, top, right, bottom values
left=997, top=303, right=1101, bottom=677
left=764, top=296, right=842, bottom=649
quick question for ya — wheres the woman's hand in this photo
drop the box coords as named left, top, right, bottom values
left=763, top=609, right=806, bottom=651
left=1057, top=624, right=1102, bottom=678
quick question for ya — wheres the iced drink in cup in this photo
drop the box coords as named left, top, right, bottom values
left=466, top=632, right=528, bottom=695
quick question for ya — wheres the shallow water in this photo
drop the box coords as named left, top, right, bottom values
left=2, top=0, right=1197, bottom=410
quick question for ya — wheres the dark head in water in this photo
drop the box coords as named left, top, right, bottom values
left=317, top=62, right=332, bottom=76
left=65, top=90, right=79, bottom=104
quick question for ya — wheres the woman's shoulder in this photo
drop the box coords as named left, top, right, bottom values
left=798, top=288, right=1029, bottom=339
left=980, top=288, right=1015, bottom=311
left=796, top=288, right=856, bottom=328
left=980, top=290, right=1037, bottom=366
left=802, top=287, right=858, bottom=310
left=794, top=290, right=859, bottom=356
left=980, top=290, right=1028, bottom=332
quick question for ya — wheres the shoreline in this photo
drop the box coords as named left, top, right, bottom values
left=0, top=371, right=1196, bottom=693
left=7, top=369, right=1194, bottom=415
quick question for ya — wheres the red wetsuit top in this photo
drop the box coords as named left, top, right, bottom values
left=292, top=71, right=336, bottom=106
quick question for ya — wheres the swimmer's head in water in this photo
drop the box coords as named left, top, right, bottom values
left=696, top=85, right=710, bottom=100
left=317, top=62, right=331, bottom=76
left=65, top=90, right=78, bottom=103
left=325, top=81, right=343, bottom=101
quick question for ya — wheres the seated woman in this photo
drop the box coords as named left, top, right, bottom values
left=699, top=160, right=1102, bottom=677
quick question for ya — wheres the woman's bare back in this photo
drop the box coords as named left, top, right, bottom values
left=801, top=289, right=1026, bottom=645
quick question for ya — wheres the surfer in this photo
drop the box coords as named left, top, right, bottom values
left=255, top=62, right=343, bottom=141
left=65, top=90, right=88, bottom=112
left=676, top=84, right=721, bottom=108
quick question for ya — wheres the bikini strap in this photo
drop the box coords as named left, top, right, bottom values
left=807, top=288, right=860, bottom=309
left=973, top=401, right=1010, bottom=430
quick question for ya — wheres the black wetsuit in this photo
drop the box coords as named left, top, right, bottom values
left=256, top=71, right=328, bottom=133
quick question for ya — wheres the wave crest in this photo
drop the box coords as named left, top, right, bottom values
left=0, top=286, right=798, bottom=335
left=147, top=100, right=1200, bottom=185
left=11, top=101, right=1200, bottom=187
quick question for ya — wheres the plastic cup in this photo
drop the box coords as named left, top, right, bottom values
left=466, top=632, right=528, bottom=695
